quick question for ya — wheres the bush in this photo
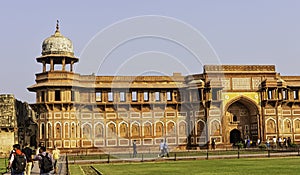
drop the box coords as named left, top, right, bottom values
left=289, top=143, right=298, bottom=148
left=235, top=142, right=244, bottom=149
left=258, top=144, right=267, bottom=150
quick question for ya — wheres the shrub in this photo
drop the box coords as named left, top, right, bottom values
left=235, top=142, right=244, bottom=149
left=258, top=144, right=267, bottom=150
left=289, top=143, right=298, bottom=148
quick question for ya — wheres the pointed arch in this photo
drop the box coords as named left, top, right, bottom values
left=283, top=118, right=292, bottom=133
left=106, top=121, right=116, bottom=138
left=224, top=95, right=260, bottom=144
left=46, top=122, right=52, bottom=139
left=155, top=121, right=164, bottom=137
left=71, top=122, right=76, bottom=138
left=40, top=122, right=45, bottom=139
left=94, top=122, right=104, bottom=139
left=196, top=119, right=206, bottom=136
left=294, top=118, right=300, bottom=133
left=82, top=123, right=92, bottom=139
left=266, top=118, right=276, bottom=133
left=143, top=121, right=153, bottom=137
left=224, top=95, right=260, bottom=116
left=54, top=122, right=62, bottom=139
left=131, top=121, right=140, bottom=137
left=64, top=122, right=70, bottom=138
left=210, top=119, right=221, bottom=136
left=178, top=120, right=187, bottom=136
left=119, top=121, right=128, bottom=138
left=77, top=122, right=80, bottom=138
left=166, top=120, right=176, bottom=136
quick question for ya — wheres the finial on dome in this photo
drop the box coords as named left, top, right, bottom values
left=56, top=20, right=59, bottom=32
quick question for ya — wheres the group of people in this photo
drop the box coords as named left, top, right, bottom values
left=239, top=136, right=293, bottom=149
left=266, top=136, right=292, bottom=148
left=7, top=143, right=60, bottom=175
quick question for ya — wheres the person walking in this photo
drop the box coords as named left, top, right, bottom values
left=52, top=145, right=60, bottom=174
left=163, top=140, right=169, bottom=157
left=272, top=136, right=277, bottom=149
left=159, top=139, right=165, bottom=157
left=257, top=138, right=261, bottom=146
left=278, top=137, right=282, bottom=148
left=283, top=137, right=288, bottom=149
left=132, top=140, right=137, bottom=158
left=246, top=138, right=251, bottom=148
left=266, top=139, right=270, bottom=148
left=287, top=137, right=292, bottom=147
left=211, top=138, right=216, bottom=150
left=8, top=144, right=26, bottom=175
left=34, top=146, right=53, bottom=175
left=22, top=143, right=33, bottom=175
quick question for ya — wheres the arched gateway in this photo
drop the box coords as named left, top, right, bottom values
left=224, top=96, right=260, bottom=145
left=230, top=129, right=241, bottom=144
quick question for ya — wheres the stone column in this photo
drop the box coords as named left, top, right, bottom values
left=50, top=58, right=54, bottom=71
left=42, top=61, right=46, bottom=72
left=62, top=58, right=66, bottom=71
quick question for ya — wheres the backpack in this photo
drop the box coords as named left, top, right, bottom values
left=40, top=153, right=53, bottom=173
left=12, top=153, right=26, bottom=173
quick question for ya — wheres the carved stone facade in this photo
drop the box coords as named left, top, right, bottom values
left=0, top=94, right=37, bottom=155
left=27, top=26, right=300, bottom=152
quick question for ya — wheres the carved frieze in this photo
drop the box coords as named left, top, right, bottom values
left=232, top=78, right=251, bottom=90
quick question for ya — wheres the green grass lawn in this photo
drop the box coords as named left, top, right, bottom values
left=70, top=157, right=300, bottom=175
left=69, top=164, right=84, bottom=175
left=0, top=158, right=8, bottom=174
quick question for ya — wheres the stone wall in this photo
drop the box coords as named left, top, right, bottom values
left=0, top=131, right=15, bottom=156
left=0, top=94, right=38, bottom=156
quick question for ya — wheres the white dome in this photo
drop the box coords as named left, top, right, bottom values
left=41, top=22, right=74, bottom=57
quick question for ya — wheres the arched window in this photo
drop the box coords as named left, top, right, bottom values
left=179, top=122, right=187, bottom=136
left=82, top=124, right=92, bottom=139
left=295, top=120, right=300, bottom=132
left=284, top=120, right=292, bottom=133
left=77, top=123, right=80, bottom=138
left=155, top=122, right=163, bottom=137
left=197, top=121, right=205, bottom=136
left=233, top=115, right=237, bottom=122
left=40, top=123, right=45, bottom=139
left=119, top=123, right=128, bottom=138
left=64, top=123, right=69, bottom=138
left=211, top=121, right=220, bottom=136
left=107, top=123, right=116, bottom=137
left=95, top=123, right=104, bottom=139
left=71, top=123, right=76, bottom=138
left=47, top=123, right=52, bottom=139
left=55, top=123, right=61, bottom=139
left=131, top=123, right=140, bottom=137
left=266, top=119, right=276, bottom=133
left=167, top=122, right=176, bottom=136
left=143, top=122, right=152, bottom=137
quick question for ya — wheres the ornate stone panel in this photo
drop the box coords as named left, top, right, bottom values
left=232, top=78, right=251, bottom=90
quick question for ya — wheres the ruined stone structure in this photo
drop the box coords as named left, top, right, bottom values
left=28, top=23, right=300, bottom=152
left=0, top=94, right=37, bottom=155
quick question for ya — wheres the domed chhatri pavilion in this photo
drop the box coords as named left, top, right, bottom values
left=37, top=21, right=78, bottom=73
left=28, top=22, right=300, bottom=152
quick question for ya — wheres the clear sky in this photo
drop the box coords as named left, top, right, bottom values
left=1, top=0, right=300, bottom=103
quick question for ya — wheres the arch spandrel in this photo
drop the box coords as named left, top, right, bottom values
left=224, top=95, right=260, bottom=116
